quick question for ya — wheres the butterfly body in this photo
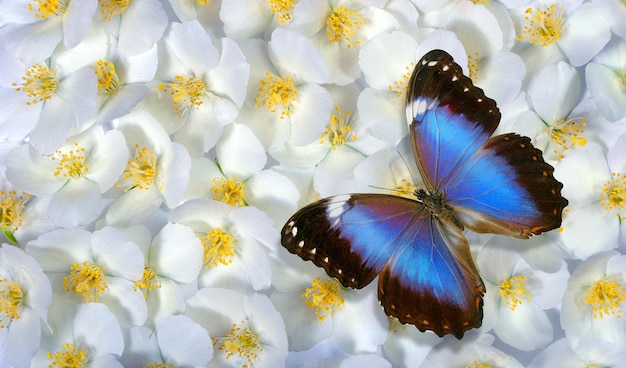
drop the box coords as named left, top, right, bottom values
left=281, top=50, right=567, bottom=338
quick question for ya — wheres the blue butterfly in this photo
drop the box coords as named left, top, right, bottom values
left=281, top=50, right=568, bottom=338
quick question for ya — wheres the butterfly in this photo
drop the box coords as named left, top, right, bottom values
left=281, top=49, right=568, bottom=338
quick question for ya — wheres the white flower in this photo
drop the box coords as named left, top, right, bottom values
left=5, top=126, right=128, bottom=229
left=30, top=299, right=124, bottom=367
left=0, top=244, right=52, bottom=368
left=186, top=288, right=289, bottom=368
left=592, top=0, right=626, bottom=39
left=269, top=253, right=388, bottom=353
left=220, top=0, right=297, bottom=39
left=25, top=226, right=147, bottom=327
left=529, top=338, right=626, bottom=368
left=105, top=110, right=191, bottom=227
left=142, top=20, right=249, bottom=156
left=184, top=123, right=299, bottom=226
left=121, top=314, right=213, bottom=367
left=585, top=38, right=626, bottom=122
left=382, top=317, right=440, bottom=368
left=169, top=198, right=278, bottom=293
left=0, top=0, right=98, bottom=64
left=0, top=46, right=97, bottom=153
left=477, top=238, right=569, bottom=351
left=420, top=334, right=524, bottom=368
left=561, top=250, right=626, bottom=346
left=168, top=0, right=223, bottom=39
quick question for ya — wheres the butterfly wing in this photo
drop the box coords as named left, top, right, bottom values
left=407, top=50, right=567, bottom=238
left=281, top=194, right=485, bottom=338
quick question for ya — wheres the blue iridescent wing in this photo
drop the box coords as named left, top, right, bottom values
left=281, top=194, right=485, bottom=338
left=406, top=50, right=567, bottom=237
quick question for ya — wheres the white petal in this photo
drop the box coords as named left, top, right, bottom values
left=357, top=88, right=406, bottom=145
left=164, top=21, right=218, bottom=74
left=158, top=142, right=191, bottom=208
left=559, top=2, right=611, bottom=67
left=585, top=62, right=626, bottom=122
left=49, top=178, right=102, bottom=228
left=288, top=83, right=333, bottom=146
left=444, top=1, right=503, bottom=56
left=157, top=315, right=213, bottom=366
left=495, top=303, right=553, bottom=351
left=118, top=0, right=167, bottom=57
left=92, top=226, right=144, bottom=280
left=62, top=0, right=97, bottom=48
left=359, top=31, right=418, bottom=90
left=528, top=62, right=580, bottom=123
left=5, top=144, right=63, bottom=195
left=245, top=170, right=300, bottom=226
left=219, top=0, right=271, bottom=39
left=85, top=129, right=128, bottom=192
left=207, top=37, right=250, bottom=108
left=217, top=123, right=267, bottom=179
left=150, top=223, right=203, bottom=283
left=73, top=303, right=123, bottom=357
left=25, top=229, right=93, bottom=271
left=269, top=28, right=329, bottom=84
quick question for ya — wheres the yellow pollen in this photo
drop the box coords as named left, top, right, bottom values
left=133, top=267, right=161, bottom=298
left=392, top=179, right=418, bottom=198
left=47, top=343, right=88, bottom=368
left=600, top=172, right=625, bottom=222
left=0, top=278, right=23, bottom=328
left=320, top=106, right=356, bottom=150
left=499, top=275, right=531, bottom=311
left=95, top=60, right=120, bottom=95
left=465, top=362, right=492, bottom=368
left=269, top=0, right=298, bottom=24
left=144, top=364, right=173, bottom=368
left=467, top=52, right=480, bottom=83
left=13, top=64, right=58, bottom=105
left=211, top=177, right=246, bottom=207
left=63, top=261, right=108, bottom=303
left=388, top=63, right=414, bottom=101
left=201, top=228, right=235, bottom=268
left=0, top=191, right=30, bottom=243
left=28, top=0, right=66, bottom=19
left=471, top=0, right=489, bottom=4
left=584, top=277, right=625, bottom=319
left=98, top=0, right=131, bottom=21
left=388, top=317, right=407, bottom=333
left=118, top=144, right=157, bottom=192
left=212, top=320, right=263, bottom=368
left=197, top=0, right=210, bottom=5
left=51, top=143, right=89, bottom=179
left=518, top=4, right=564, bottom=47
left=326, top=5, right=365, bottom=48
left=158, top=75, right=207, bottom=119
left=303, top=277, right=344, bottom=321
left=547, top=117, right=587, bottom=159
left=255, top=72, right=297, bottom=119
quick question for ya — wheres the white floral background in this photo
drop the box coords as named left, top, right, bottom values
left=1, top=0, right=625, bottom=367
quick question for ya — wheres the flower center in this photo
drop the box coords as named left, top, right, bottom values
left=303, top=277, right=344, bottom=321
left=600, top=173, right=625, bottom=222
left=95, top=60, right=121, bottom=95
left=320, top=106, right=356, bottom=150
left=471, top=0, right=489, bottom=4
left=326, top=5, right=365, bottom=48
left=98, top=0, right=131, bottom=21
left=547, top=117, right=587, bottom=159
left=0, top=277, right=23, bottom=328
left=211, top=177, right=247, bottom=207
left=269, top=0, right=298, bottom=24
left=255, top=72, right=297, bottom=119
left=158, top=75, right=207, bottom=119
left=392, top=179, right=418, bottom=198
left=213, top=320, right=263, bottom=367
left=13, top=64, right=58, bottom=105
left=52, top=143, right=89, bottom=179
left=466, top=362, right=492, bottom=368
left=584, top=277, right=625, bottom=319
left=144, top=364, right=173, bottom=368
left=201, top=228, right=235, bottom=268
left=63, top=261, right=108, bottom=303
left=47, top=343, right=88, bottom=368
left=0, top=191, right=30, bottom=241
left=518, top=4, right=564, bottom=47
left=389, top=63, right=414, bottom=101
left=28, top=0, right=66, bottom=19
left=134, top=267, right=161, bottom=298
left=388, top=317, right=407, bottom=333
left=119, top=144, right=157, bottom=192
left=499, top=275, right=531, bottom=311
left=467, top=52, right=480, bottom=83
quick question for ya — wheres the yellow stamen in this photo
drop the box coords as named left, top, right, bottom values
left=388, top=317, right=407, bottom=333
left=465, top=362, right=492, bottom=368
left=547, top=117, right=587, bottom=159
left=47, top=343, right=88, bottom=367
left=28, top=0, right=66, bottom=19
left=213, top=320, right=263, bottom=368
left=584, top=277, right=625, bottom=319
left=320, top=106, right=356, bottom=149
left=388, top=63, right=414, bottom=101
left=134, top=267, right=161, bottom=298
left=211, top=177, right=246, bottom=207
left=95, top=60, right=120, bottom=95
left=255, top=72, right=297, bottom=119
left=98, top=0, right=131, bottom=21
left=326, top=5, right=365, bottom=48
left=467, top=52, right=480, bottom=83
left=392, top=179, right=417, bottom=198
left=118, top=144, right=157, bottom=192
left=600, top=173, right=625, bottom=222
left=0, top=278, right=23, bottom=328
left=197, top=0, right=210, bottom=5
left=201, top=228, right=235, bottom=268
left=269, top=0, right=298, bottom=24
left=0, top=191, right=30, bottom=241
left=63, top=261, right=108, bottom=303
left=158, top=75, right=207, bottom=119
left=517, top=4, right=564, bottom=47
left=303, top=277, right=344, bottom=321
left=500, top=275, right=532, bottom=311
left=52, top=143, right=89, bottom=179
left=13, top=64, right=58, bottom=105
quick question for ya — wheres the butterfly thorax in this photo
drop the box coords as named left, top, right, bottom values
left=415, top=189, right=464, bottom=231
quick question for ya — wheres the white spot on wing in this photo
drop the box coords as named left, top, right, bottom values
left=310, top=248, right=317, bottom=255
left=298, top=240, right=304, bottom=248
left=442, top=64, right=449, bottom=71
left=452, top=75, right=458, bottom=82
left=326, top=195, right=351, bottom=219
left=463, top=87, right=469, bottom=92
left=323, top=257, right=329, bottom=263
left=428, top=60, right=438, bottom=66
left=291, top=226, right=298, bottom=237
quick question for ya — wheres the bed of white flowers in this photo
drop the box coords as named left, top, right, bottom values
left=0, top=0, right=625, bottom=367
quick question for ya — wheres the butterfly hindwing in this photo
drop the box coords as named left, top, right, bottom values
left=407, top=50, right=567, bottom=238
left=281, top=194, right=485, bottom=338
